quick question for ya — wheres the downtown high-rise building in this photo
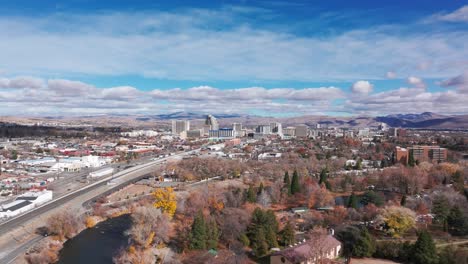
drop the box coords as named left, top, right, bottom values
left=295, top=125, right=309, bottom=138
left=171, top=120, right=190, bottom=135
left=205, top=114, right=219, bottom=130
left=256, top=125, right=271, bottom=134
left=269, top=122, right=283, bottom=134
left=232, top=123, right=242, bottom=131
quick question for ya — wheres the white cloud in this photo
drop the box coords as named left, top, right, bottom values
left=439, top=72, right=468, bottom=93
left=433, top=5, right=468, bottom=23
left=346, top=87, right=468, bottom=115
left=0, top=75, right=467, bottom=116
left=48, top=79, right=95, bottom=96
left=0, top=77, right=345, bottom=115
left=0, top=76, right=44, bottom=89
left=150, top=86, right=344, bottom=101
left=385, top=71, right=397, bottom=79
left=99, top=86, right=141, bottom=100
left=407, top=76, right=426, bottom=89
left=351, top=80, right=373, bottom=94
left=0, top=10, right=467, bottom=81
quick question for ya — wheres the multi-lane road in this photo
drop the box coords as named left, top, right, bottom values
left=0, top=149, right=197, bottom=264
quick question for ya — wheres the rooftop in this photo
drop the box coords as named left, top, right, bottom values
left=0, top=200, right=32, bottom=212
left=272, top=233, right=341, bottom=263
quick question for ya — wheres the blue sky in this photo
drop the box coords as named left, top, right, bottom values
left=0, top=0, right=467, bottom=116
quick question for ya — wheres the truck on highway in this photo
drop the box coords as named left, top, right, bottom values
left=88, top=167, right=114, bottom=178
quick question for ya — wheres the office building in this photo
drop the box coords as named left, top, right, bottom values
left=270, top=122, right=283, bottom=134
left=410, top=146, right=447, bottom=163
left=186, top=129, right=203, bottom=138
left=209, top=128, right=235, bottom=139
left=256, top=125, right=271, bottom=134
left=232, top=123, right=242, bottom=131
left=395, top=145, right=448, bottom=164
left=283, top=127, right=296, bottom=138
left=295, top=125, right=309, bottom=138
left=171, top=120, right=190, bottom=135
left=205, top=115, right=219, bottom=130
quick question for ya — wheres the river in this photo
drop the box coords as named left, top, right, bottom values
left=57, top=214, right=131, bottom=264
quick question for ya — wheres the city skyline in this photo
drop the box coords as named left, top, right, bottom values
left=0, top=1, right=467, bottom=116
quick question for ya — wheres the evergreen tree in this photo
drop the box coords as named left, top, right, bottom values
left=206, top=219, right=219, bottom=249
left=408, top=150, right=416, bottom=167
left=381, top=158, right=387, bottom=168
left=280, top=222, right=295, bottom=246
left=432, top=196, right=450, bottom=231
left=447, top=205, right=468, bottom=236
left=265, top=226, right=279, bottom=248
left=353, top=228, right=376, bottom=257
left=283, top=171, right=290, bottom=184
left=189, top=211, right=207, bottom=250
left=347, top=192, right=358, bottom=209
left=412, top=231, right=438, bottom=264
left=250, top=226, right=269, bottom=256
left=319, top=167, right=328, bottom=185
left=258, top=182, right=264, bottom=194
left=354, top=159, right=362, bottom=170
left=264, top=210, right=279, bottom=248
left=400, top=195, right=407, bottom=206
left=438, top=246, right=457, bottom=264
left=361, top=190, right=384, bottom=207
left=284, top=171, right=291, bottom=196
left=246, top=185, right=256, bottom=203
left=325, top=181, right=332, bottom=191
left=442, top=176, right=448, bottom=185
left=248, top=208, right=280, bottom=256
left=290, top=169, right=300, bottom=195
left=452, top=171, right=464, bottom=192
left=239, top=233, right=250, bottom=246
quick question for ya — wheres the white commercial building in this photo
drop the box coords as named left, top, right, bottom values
left=0, top=190, right=53, bottom=218
left=209, top=128, right=235, bottom=139
left=269, top=122, right=283, bottom=134
left=89, top=167, right=114, bottom=178
left=121, top=130, right=158, bottom=137
left=258, top=153, right=282, bottom=160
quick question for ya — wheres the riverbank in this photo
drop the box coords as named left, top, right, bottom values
left=57, top=214, right=132, bottom=264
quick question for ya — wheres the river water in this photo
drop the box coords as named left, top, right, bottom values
left=57, top=214, right=131, bottom=264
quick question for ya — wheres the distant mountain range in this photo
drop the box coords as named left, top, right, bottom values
left=375, top=112, right=468, bottom=129
left=136, top=111, right=245, bottom=121
left=1, top=112, right=467, bottom=129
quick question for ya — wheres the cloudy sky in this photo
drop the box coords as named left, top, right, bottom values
left=1, top=0, right=468, bottom=116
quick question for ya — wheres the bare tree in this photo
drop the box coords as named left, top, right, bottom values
left=113, top=246, right=156, bottom=264
left=46, top=211, right=84, bottom=241
left=127, top=206, right=170, bottom=247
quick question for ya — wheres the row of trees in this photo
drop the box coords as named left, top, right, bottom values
left=283, top=170, right=301, bottom=195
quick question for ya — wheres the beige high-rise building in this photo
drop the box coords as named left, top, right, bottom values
left=232, top=123, right=242, bottom=131
left=171, top=120, right=190, bottom=135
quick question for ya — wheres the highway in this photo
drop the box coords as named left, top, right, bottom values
left=0, top=149, right=198, bottom=263
left=3, top=235, right=43, bottom=264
